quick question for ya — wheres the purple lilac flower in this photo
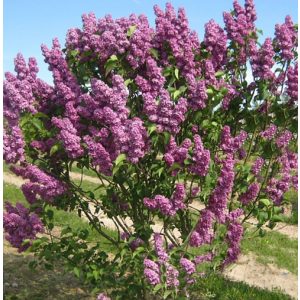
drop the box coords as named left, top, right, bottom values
left=189, top=135, right=210, bottom=177
left=251, top=38, right=275, bottom=80
left=222, top=221, right=243, bottom=266
left=186, top=75, right=208, bottom=110
left=275, top=130, right=293, bottom=148
left=191, top=186, right=200, bottom=197
left=12, top=165, right=66, bottom=205
left=275, top=16, right=297, bottom=60
left=153, top=3, right=200, bottom=78
left=3, top=126, right=25, bottom=164
left=286, top=63, right=298, bottom=105
left=251, top=157, right=264, bottom=176
left=207, top=154, right=235, bottom=223
left=266, top=150, right=297, bottom=205
left=144, top=269, right=160, bottom=285
left=120, top=232, right=130, bottom=240
left=194, top=252, right=214, bottom=265
left=239, top=182, right=260, bottom=205
left=143, top=197, right=158, bottom=210
left=266, top=178, right=285, bottom=205
left=166, top=263, right=179, bottom=287
left=204, top=19, right=227, bottom=69
left=154, top=233, right=169, bottom=262
left=144, top=184, right=186, bottom=215
left=144, top=258, right=160, bottom=274
left=238, top=148, right=247, bottom=160
left=171, top=184, right=186, bottom=211
left=223, top=0, right=256, bottom=60
left=180, top=258, right=196, bottom=275
left=164, top=136, right=192, bottom=169
left=190, top=209, right=214, bottom=247
left=260, top=124, right=277, bottom=140
left=222, top=84, right=238, bottom=110
left=52, top=117, right=83, bottom=159
left=226, top=208, right=244, bottom=222
left=220, top=126, right=247, bottom=154
left=97, top=293, right=111, bottom=300
left=4, top=202, right=44, bottom=252
left=130, top=237, right=144, bottom=250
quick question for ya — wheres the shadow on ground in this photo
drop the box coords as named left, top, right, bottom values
left=4, top=249, right=94, bottom=300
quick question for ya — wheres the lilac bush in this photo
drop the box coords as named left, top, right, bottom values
left=3, top=0, right=297, bottom=298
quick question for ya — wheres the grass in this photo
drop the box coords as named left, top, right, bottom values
left=241, top=229, right=298, bottom=275
left=190, top=273, right=292, bottom=300
left=283, top=189, right=298, bottom=225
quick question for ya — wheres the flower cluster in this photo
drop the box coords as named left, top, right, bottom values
left=207, top=154, right=235, bottom=223
left=180, top=258, right=196, bottom=275
left=52, top=117, right=84, bottom=159
left=145, top=233, right=180, bottom=287
left=189, top=209, right=214, bottom=247
left=239, top=182, right=260, bottom=205
left=220, top=126, right=247, bottom=154
left=275, top=16, right=297, bottom=60
left=204, top=19, right=227, bottom=69
left=12, top=165, right=66, bottom=205
left=144, top=258, right=161, bottom=285
left=275, top=130, right=293, bottom=149
left=286, top=63, right=298, bottom=105
left=4, top=202, right=44, bottom=252
left=97, top=293, right=111, bottom=300
left=251, top=38, right=275, bottom=80
left=260, top=124, right=277, bottom=140
left=143, top=184, right=186, bottom=216
left=266, top=150, right=298, bottom=204
left=3, top=126, right=25, bottom=164
left=164, top=136, right=191, bottom=168
left=189, top=135, right=210, bottom=177
left=251, top=157, right=264, bottom=176
left=223, top=0, right=256, bottom=55
left=222, top=221, right=243, bottom=266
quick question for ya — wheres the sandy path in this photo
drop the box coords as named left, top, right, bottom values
left=224, top=254, right=298, bottom=299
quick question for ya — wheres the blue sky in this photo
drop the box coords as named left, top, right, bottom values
left=4, top=0, right=298, bottom=83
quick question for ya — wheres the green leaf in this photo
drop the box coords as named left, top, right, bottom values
left=150, top=48, right=159, bottom=59
left=50, top=143, right=60, bottom=156
left=163, top=290, right=173, bottom=299
left=125, top=79, right=133, bottom=86
left=207, top=88, right=214, bottom=96
left=34, top=112, right=49, bottom=119
left=148, top=124, right=157, bottom=135
left=271, top=215, right=285, bottom=222
left=153, top=284, right=163, bottom=295
left=215, top=71, right=225, bottom=78
left=73, top=267, right=80, bottom=278
left=127, top=25, right=137, bottom=37
left=132, top=247, right=145, bottom=258
left=168, top=163, right=182, bottom=172
left=104, top=55, right=118, bottom=77
left=115, top=153, right=126, bottom=166
left=173, top=90, right=181, bottom=99
left=109, top=54, right=118, bottom=62
left=259, top=198, right=271, bottom=207
left=174, top=68, right=179, bottom=80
